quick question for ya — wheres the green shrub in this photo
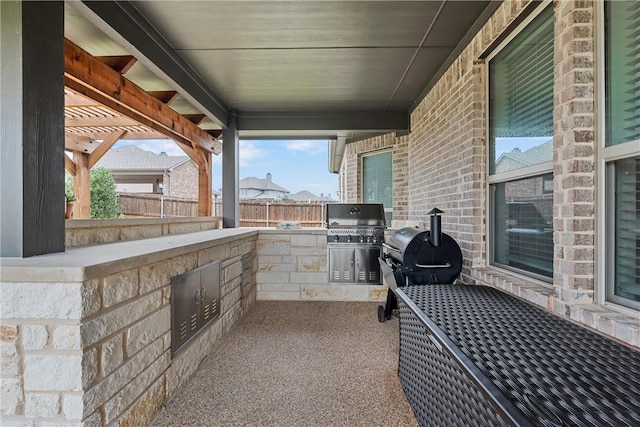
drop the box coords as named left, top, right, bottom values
left=90, top=167, right=122, bottom=219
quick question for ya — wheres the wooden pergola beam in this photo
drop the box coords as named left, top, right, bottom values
left=65, top=132, right=98, bottom=154
left=183, top=114, right=206, bottom=125
left=64, top=155, right=76, bottom=176
left=96, top=55, right=137, bottom=74
left=148, top=91, right=179, bottom=104
left=64, top=39, right=221, bottom=159
left=88, top=130, right=126, bottom=169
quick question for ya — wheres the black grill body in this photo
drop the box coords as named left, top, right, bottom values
left=386, top=228, right=462, bottom=286
left=378, top=218, right=463, bottom=323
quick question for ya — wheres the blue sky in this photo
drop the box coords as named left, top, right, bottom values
left=113, top=139, right=339, bottom=198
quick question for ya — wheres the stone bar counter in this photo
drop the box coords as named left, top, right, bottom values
left=0, top=225, right=387, bottom=426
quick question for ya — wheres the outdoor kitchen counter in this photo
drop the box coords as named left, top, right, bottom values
left=0, top=228, right=258, bottom=282
left=394, top=284, right=640, bottom=427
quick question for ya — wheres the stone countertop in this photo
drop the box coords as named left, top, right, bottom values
left=0, top=228, right=259, bottom=282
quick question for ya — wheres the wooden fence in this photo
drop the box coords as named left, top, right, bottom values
left=118, top=193, right=327, bottom=227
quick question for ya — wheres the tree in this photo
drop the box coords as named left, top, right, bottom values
left=90, top=167, right=122, bottom=219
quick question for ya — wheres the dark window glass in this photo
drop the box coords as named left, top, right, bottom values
left=363, top=151, right=392, bottom=224
left=493, top=174, right=554, bottom=279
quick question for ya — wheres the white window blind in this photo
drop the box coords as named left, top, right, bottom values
left=489, top=6, right=554, bottom=175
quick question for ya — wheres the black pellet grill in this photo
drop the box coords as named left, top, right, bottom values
left=378, top=208, right=462, bottom=322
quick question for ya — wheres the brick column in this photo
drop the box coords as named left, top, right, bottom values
left=552, top=0, right=597, bottom=314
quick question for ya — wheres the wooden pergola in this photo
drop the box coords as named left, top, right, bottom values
left=63, top=39, right=222, bottom=218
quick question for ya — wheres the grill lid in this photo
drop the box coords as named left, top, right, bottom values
left=325, top=203, right=386, bottom=228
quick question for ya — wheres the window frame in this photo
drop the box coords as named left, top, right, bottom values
left=485, top=1, right=554, bottom=284
left=360, top=149, right=393, bottom=221
left=596, top=1, right=640, bottom=312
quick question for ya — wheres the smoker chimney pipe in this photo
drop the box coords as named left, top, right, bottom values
left=427, top=207, right=444, bottom=247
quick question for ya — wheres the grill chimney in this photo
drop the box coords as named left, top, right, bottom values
left=427, top=207, right=444, bottom=247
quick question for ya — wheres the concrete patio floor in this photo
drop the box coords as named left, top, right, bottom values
left=151, top=301, right=418, bottom=427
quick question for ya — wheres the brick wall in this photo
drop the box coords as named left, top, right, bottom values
left=339, top=133, right=410, bottom=226
left=164, top=161, right=199, bottom=200
left=339, top=0, right=639, bottom=348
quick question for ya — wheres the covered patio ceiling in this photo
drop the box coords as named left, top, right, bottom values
left=64, top=0, right=501, bottom=143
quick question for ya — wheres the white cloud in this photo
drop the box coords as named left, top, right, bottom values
left=239, top=140, right=267, bottom=168
left=285, top=140, right=327, bottom=155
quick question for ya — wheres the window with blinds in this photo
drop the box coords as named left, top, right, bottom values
left=362, top=151, right=392, bottom=224
left=605, top=1, right=640, bottom=146
left=489, top=5, right=554, bottom=175
left=488, top=4, right=554, bottom=281
left=604, top=1, right=640, bottom=310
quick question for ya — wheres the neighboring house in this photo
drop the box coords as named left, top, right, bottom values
left=494, top=140, right=553, bottom=174
left=94, top=145, right=198, bottom=199
left=289, top=190, right=336, bottom=202
left=239, top=173, right=289, bottom=200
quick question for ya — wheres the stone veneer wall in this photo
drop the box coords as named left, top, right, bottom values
left=0, top=230, right=257, bottom=426
left=338, top=1, right=639, bottom=348
left=66, top=217, right=222, bottom=248
left=256, top=229, right=387, bottom=302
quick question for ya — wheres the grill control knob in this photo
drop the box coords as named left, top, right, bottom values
left=347, top=235, right=352, bottom=242
left=333, top=235, right=340, bottom=242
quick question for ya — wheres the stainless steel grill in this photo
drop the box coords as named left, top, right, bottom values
left=325, top=203, right=386, bottom=285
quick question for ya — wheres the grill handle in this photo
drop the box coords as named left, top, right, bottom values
left=415, top=263, right=451, bottom=269
left=382, top=243, right=402, bottom=253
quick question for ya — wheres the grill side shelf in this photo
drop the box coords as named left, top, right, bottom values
left=395, top=287, right=532, bottom=427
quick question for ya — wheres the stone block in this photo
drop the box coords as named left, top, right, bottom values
left=290, top=234, right=317, bottom=247
left=290, top=272, right=327, bottom=284
left=116, top=377, right=165, bottom=427
left=53, top=326, right=80, bottom=350
left=82, top=347, right=98, bottom=389
left=120, top=225, right=162, bottom=242
left=297, top=256, right=326, bottom=272
left=24, top=393, right=60, bottom=418
left=125, top=307, right=170, bottom=357
left=368, top=286, right=388, bottom=301
left=138, top=261, right=173, bottom=295
left=257, top=290, right=301, bottom=301
left=103, top=270, right=139, bottom=308
left=290, top=246, right=325, bottom=256
left=224, top=260, right=243, bottom=283
left=0, top=377, right=23, bottom=416
left=22, top=325, right=49, bottom=350
left=256, top=238, right=290, bottom=255
left=101, top=333, right=124, bottom=378
left=80, top=291, right=162, bottom=348
left=83, top=338, right=165, bottom=415
left=81, top=280, right=102, bottom=318
left=24, top=355, right=82, bottom=391
left=198, top=244, right=230, bottom=266
left=0, top=325, right=17, bottom=341
left=62, top=394, right=83, bottom=420
left=222, top=303, right=241, bottom=334
left=0, top=342, right=19, bottom=376
left=102, top=354, right=168, bottom=424
left=259, top=283, right=299, bottom=292
left=256, top=271, right=289, bottom=284
left=301, top=285, right=369, bottom=301
left=221, top=287, right=241, bottom=314
left=258, top=262, right=296, bottom=272
left=1, top=283, right=82, bottom=319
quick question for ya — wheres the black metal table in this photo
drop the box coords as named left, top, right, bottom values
left=395, top=284, right=640, bottom=427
